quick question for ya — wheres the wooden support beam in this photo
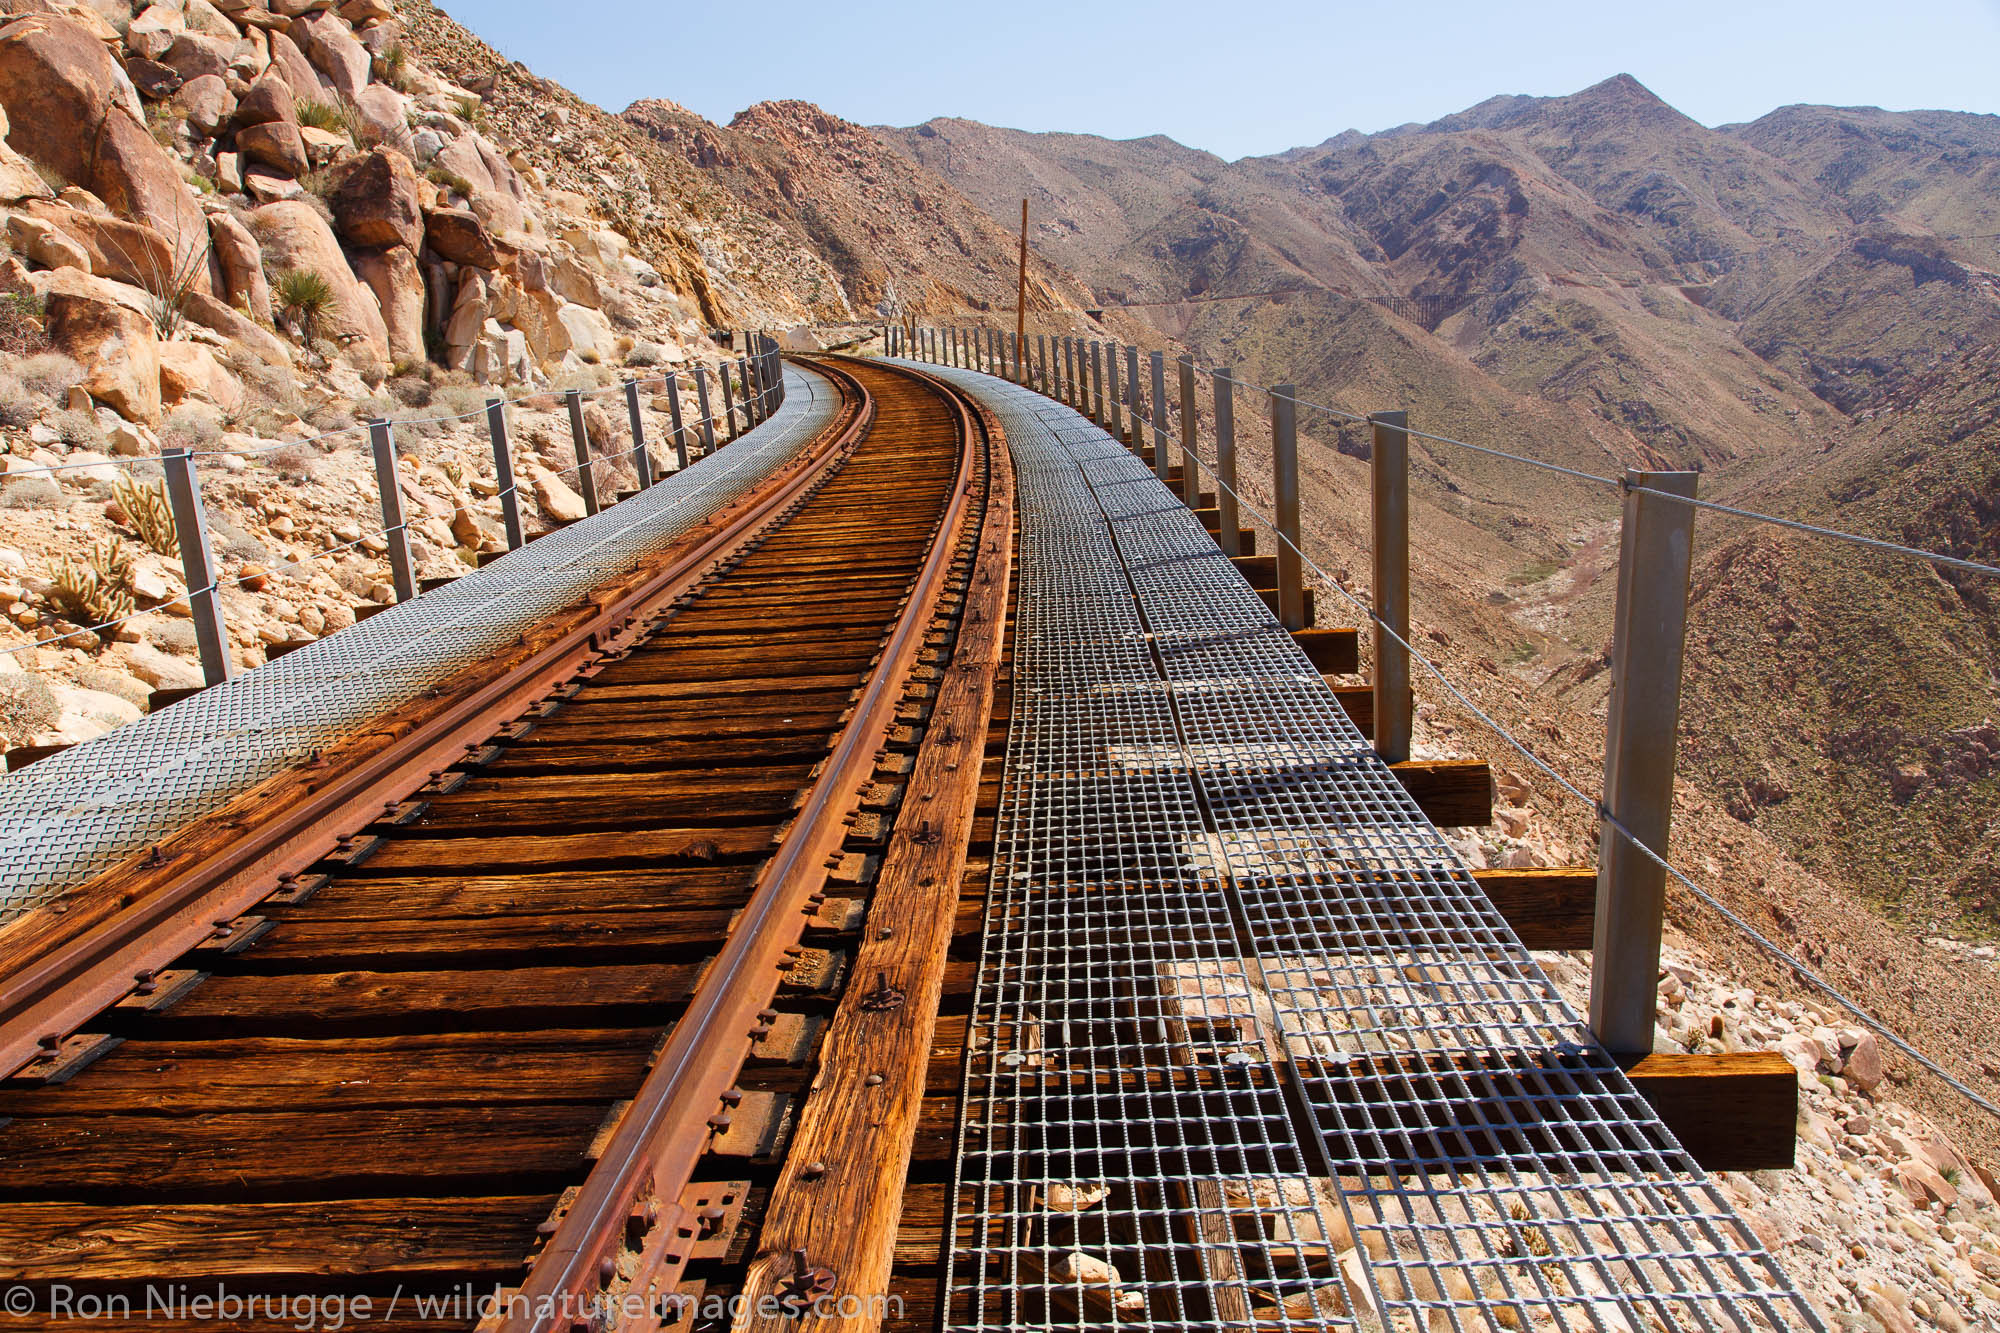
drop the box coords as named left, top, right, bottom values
left=1255, top=585, right=1316, bottom=622
left=1470, top=867, right=1597, bottom=951
left=1232, top=554, right=1277, bottom=588
left=1620, top=1051, right=1797, bottom=1172
left=1291, top=627, right=1357, bottom=674
left=1391, top=758, right=1492, bottom=827
left=1330, top=683, right=1372, bottom=737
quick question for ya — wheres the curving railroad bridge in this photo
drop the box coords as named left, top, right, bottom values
left=0, top=336, right=1823, bottom=1332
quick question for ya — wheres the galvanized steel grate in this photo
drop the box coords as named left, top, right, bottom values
left=909, top=359, right=1823, bottom=1333
left=0, top=367, right=841, bottom=919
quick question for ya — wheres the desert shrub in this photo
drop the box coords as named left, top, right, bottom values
left=625, top=340, right=664, bottom=367
left=0, top=477, right=59, bottom=508
left=112, top=474, right=178, bottom=556
left=452, top=94, right=485, bottom=128
left=378, top=43, right=414, bottom=92
left=18, top=353, right=83, bottom=400
left=206, top=515, right=267, bottom=564
left=0, top=672, right=58, bottom=744
left=424, top=165, right=476, bottom=199
left=51, top=409, right=103, bottom=448
left=387, top=372, right=433, bottom=407
left=431, top=383, right=493, bottom=419
left=295, top=98, right=358, bottom=137
left=237, top=359, right=304, bottom=423
left=160, top=406, right=222, bottom=452
left=266, top=442, right=316, bottom=483
left=0, top=292, right=48, bottom=358
left=0, top=369, right=36, bottom=428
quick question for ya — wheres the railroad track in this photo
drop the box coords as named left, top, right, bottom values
left=0, top=357, right=1011, bottom=1333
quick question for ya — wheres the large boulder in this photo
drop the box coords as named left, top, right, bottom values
left=124, top=55, right=182, bottom=99
left=231, top=69, right=294, bottom=127
left=44, top=287, right=161, bottom=424
left=160, top=30, right=233, bottom=82
left=124, top=4, right=183, bottom=62
left=0, top=14, right=209, bottom=277
left=207, top=208, right=270, bottom=323
left=20, top=199, right=211, bottom=296
left=176, top=71, right=233, bottom=135
left=248, top=197, right=387, bottom=366
left=350, top=243, right=420, bottom=364
left=0, top=101, right=51, bottom=204
left=182, top=0, right=243, bottom=40
left=289, top=10, right=363, bottom=99
left=555, top=300, right=614, bottom=364
left=157, top=340, right=243, bottom=412
left=349, top=81, right=405, bottom=144
left=264, top=29, right=325, bottom=102
left=433, top=131, right=526, bottom=236
left=182, top=287, right=288, bottom=365
left=423, top=205, right=498, bottom=268
left=236, top=118, right=308, bottom=176
left=331, top=146, right=419, bottom=251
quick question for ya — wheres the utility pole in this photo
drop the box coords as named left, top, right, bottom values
left=1016, top=199, right=1028, bottom=373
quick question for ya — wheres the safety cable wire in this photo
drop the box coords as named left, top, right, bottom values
left=1017, top=334, right=1998, bottom=579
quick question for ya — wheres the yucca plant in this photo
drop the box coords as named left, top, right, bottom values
left=274, top=268, right=336, bottom=346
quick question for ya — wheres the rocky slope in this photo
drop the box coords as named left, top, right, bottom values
left=0, top=0, right=911, bottom=751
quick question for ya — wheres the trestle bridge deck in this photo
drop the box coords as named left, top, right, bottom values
left=0, top=352, right=1819, bottom=1332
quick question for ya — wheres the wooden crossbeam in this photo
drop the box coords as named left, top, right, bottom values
left=1391, top=758, right=1491, bottom=826
left=1291, top=628, right=1357, bottom=674
left=1621, top=1051, right=1797, bottom=1171
left=1470, top=867, right=1597, bottom=950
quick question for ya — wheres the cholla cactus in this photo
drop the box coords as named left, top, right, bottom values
left=47, top=539, right=137, bottom=629
left=112, top=474, right=178, bottom=557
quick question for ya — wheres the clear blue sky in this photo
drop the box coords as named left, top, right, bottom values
left=448, top=0, right=2000, bottom=160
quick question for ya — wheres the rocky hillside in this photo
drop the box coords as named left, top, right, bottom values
left=622, top=98, right=1096, bottom=324
left=0, top=0, right=957, bottom=753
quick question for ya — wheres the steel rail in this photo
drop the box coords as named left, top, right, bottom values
left=503, top=357, right=987, bottom=1333
left=0, top=367, right=872, bottom=1082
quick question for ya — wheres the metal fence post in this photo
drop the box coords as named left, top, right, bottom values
left=1091, top=342, right=1106, bottom=424
left=563, top=389, right=599, bottom=516
left=1212, top=368, right=1239, bottom=557
left=1270, top=386, right=1304, bottom=631
left=484, top=397, right=524, bottom=550
left=1061, top=337, right=1075, bottom=407
left=1176, top=355, right=1199, bottom=506
left=694, top=367, right=717, bottom=455
left=1370, top=411, right=1412, bottom=761
left=720, top=363, right=741, bottom=442
left=160, top=445, right=230, bottom=684
left=1149, top=350, right=1171, bottom=488
left=1125, top=345, right=1145, bottom=453
left=369, top=419, right=417, bottom=601
left=1107, top=344, right=1124, bottom=440
left=626, top=381, right=651, bottom=490
left=739, top=358, right=756, bottom=428
left=1037, top=334, right=1049, bottom=394
left=663, top=373, right=689, bottom=472
left=1589, top=469, right=1700, bottom=1055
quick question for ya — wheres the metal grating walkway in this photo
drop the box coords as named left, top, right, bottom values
left=0, top=366, right=842, bottom=920
left=911, top=360, right=1822, bottom=1332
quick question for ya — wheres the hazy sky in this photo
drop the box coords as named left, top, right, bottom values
left=448, top=0, right=2000, bottom=161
